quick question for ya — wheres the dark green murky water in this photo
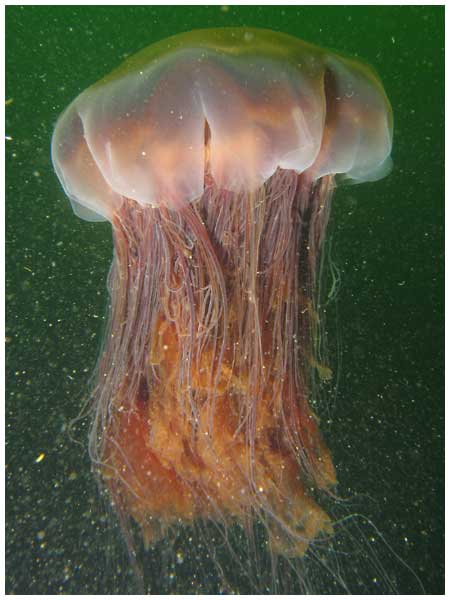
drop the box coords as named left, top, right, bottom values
left=6, top=5, right=443, bottom=594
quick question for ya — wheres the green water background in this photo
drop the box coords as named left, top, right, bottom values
left=6, top=5, right=444, bottom=594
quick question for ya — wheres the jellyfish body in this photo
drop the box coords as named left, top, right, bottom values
left=52, top=28, right=392, bottom=590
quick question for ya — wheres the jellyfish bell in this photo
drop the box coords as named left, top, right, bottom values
left=52, top=27, right=392, bottom=218
left=52, top=28, right=393, bottom=592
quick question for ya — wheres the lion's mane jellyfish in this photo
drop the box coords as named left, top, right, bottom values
left=52, top=28, right=392, bottom=591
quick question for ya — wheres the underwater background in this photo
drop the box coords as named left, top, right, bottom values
left=6, top=5, right=443, bottom=594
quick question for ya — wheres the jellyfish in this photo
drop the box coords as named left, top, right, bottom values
left=51, top=28, right=392, bottom=592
